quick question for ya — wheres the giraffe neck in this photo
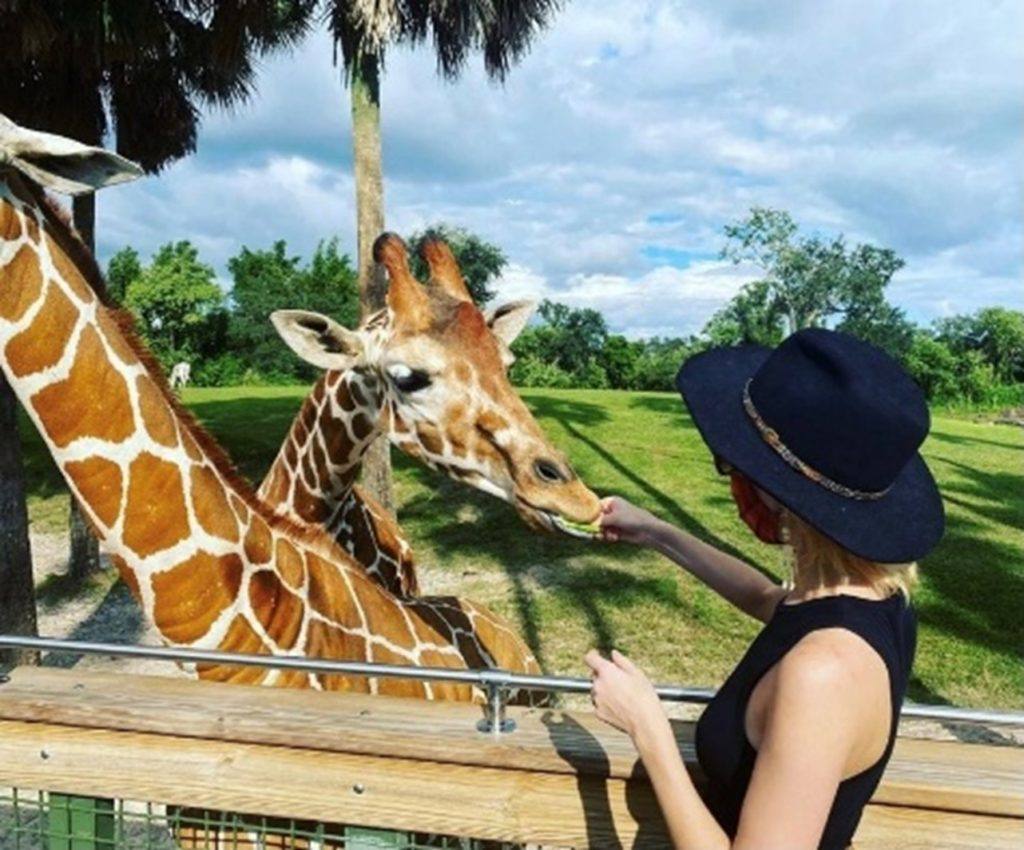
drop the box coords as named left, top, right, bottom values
left=0, top=174, right=538, bottom=691
left=256, top=357, right=424, bottom=596
left=259, top=367, right=387, bottom=528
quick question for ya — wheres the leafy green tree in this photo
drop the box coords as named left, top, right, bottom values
left=409, top=224, right=507, bottom=305
left=0, top=0, right=314, bottom=579
left=837, top=301, right=916, bottom=361
left=703, top=280, right=784, bottom=347
left=227, top=238, right=359, bottom=381
left=720, top=207, right=905, bottom=338
left=106, top=247, right=142, bottom=303
left=935, top=308, right=1024, bottom=383
left=124, top=242, right=225, bottom=364
left=631, top=338, right=700, bottom=391
left=600, top=335, right=643, bottom=389
left=510, top=300, right=611, bottom=389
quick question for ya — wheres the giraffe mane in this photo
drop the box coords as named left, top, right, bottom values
left=19, top=177, right=362, bottom=568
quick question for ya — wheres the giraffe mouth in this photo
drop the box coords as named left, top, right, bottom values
left=548, top=512, right=603, bottom=540
left=516, top=496, right=601, bottom=540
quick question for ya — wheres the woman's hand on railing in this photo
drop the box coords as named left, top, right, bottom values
left=585, top=648, right=665, bottom=742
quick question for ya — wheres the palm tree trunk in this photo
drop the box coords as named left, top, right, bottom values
left=350, top=53, right=393, bottom=514
left=0, top=370, right=38, bottom=668
left=67, top=193, right=103, bottom=579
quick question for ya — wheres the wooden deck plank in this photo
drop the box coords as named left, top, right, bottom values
left=0, top=719, right=671, bottom=848
left=0, top=667, right=1020, bottom=823
left=855, top=805, right=1024, bottom=850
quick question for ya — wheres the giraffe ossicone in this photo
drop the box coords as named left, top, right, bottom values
left=0, top=114, right=541, bottom=700
left=259, top=233, right=603, bottom=596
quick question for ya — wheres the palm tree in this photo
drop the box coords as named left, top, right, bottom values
left=322, top=0, right=565, bottom=510
left=0, top=1, right=317, bottom=586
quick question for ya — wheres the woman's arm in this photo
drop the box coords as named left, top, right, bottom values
left=588, top=643, right=860, bottom=850
left=586, top=649, right=730, bottom=850
left=601, top=497, right=786, bottom=622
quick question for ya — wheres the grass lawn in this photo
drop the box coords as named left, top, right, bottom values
left=17, top=386, right=1024, bottom=710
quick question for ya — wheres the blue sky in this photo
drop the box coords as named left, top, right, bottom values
left=95, top=0, right=1023, bottom=339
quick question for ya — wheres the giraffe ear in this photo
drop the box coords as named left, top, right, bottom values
left=271, top=310, right=364, bottom=371
left=485, top=300, right=536, bottom=346
left=0, top=113, right=143, bottom=195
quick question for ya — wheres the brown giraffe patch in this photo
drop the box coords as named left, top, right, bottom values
left=0, top=199, right=22, bottom=240
left=182, top=429, right=203, bottom=462
left=95, top=309, right=138, bottom=365
left=351, top=412, right=374, bottom=441
left=355, top=577, right=415, bottom=651
left=229, top=494, right=249, bottom=525
left=243, top=516, right=273, bottom=565
left=306, top=620, right=371, bottom=692
left=122, top=453, right=190, bottom=557
left=152, top=551, right=243, bottom=644
left=5, top=282, right=79, bottom=377
left=275, top=538, right=305, bottom=589
left=201, top=614, right=268, bottom=685
left=45, top=234, right=95, bottom=306
left=368, top=645, right=428, bottom=698
left=190, top=464, right=240, bottom=543
left=64, top=457, right=122, bottom=530
left=108, top=555, right=142, bottom=603
left=0, top=244, right=43, bottom=322
left=136, top=376, right=178, bottom=448
left=306, top=555, right=366, bottom=631
left=248, top=570, right=303, bottom=650
left=416, top=422, right=445, bottom=456
left=275, top=670, right=313, bottom=689
left=30, top=326, right=133, bottom=449
left=293, top=477, right=328, bottom=524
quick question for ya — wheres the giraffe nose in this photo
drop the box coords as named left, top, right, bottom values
left=534, top=458, right=571, bottom=485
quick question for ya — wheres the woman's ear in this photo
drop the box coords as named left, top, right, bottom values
left=270, top=310, right=364, bottom=371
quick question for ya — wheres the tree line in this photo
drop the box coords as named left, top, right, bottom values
left=108, top=208, right=1024, bottom=408
left=512, top=209, right=1024, bottom=408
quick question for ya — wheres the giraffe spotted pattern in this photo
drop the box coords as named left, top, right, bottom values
left=0, top=174, right=540, bottom=701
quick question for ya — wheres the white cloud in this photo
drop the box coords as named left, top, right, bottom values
left=494, top=259, right=755, bottom=338
left=92, top=0, right=1022, bottom=336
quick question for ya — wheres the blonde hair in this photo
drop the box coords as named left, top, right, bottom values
left=782, top=511, right=917, bottom=599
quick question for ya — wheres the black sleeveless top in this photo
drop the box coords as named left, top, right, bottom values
left=695, top=593, right=916, bottom=849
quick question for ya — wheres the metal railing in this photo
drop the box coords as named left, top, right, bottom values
left=2, top=634, right=1023, bottom=734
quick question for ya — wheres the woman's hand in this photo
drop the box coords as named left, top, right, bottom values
left=585, top=648, right=666, bottom=741
left=599, top=496, right=659, bottom=545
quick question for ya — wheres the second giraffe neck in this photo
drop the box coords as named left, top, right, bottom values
left=259, top=368, right=387, bottom=527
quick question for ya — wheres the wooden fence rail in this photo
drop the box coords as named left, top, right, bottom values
left=0, top=668, right=1020, bottom=848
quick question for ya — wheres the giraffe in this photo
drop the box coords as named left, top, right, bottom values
left=258, top=234, right=603, bottom=598
left=0, top=114, right=572, bottom=699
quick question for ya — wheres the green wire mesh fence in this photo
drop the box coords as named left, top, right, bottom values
left=0, top=791, right=523, bottom=850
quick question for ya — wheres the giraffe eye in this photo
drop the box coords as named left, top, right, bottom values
left=389, top=366, right=432, bottom=394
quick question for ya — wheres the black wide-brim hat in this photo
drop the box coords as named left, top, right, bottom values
left=676, top=328, right=944, bottom=563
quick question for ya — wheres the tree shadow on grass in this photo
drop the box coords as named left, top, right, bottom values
left=397, top=459, right=682, bottom=668
left=625, top=393, right=694, bottom=425
left=927, top=429, right=1022, bottom=452
left=915, top=508, right=1023, bottom=667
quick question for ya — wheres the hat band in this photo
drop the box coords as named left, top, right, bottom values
left=742, top=380, right=892, bottom=501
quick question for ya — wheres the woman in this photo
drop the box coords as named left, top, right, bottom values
left=586, top=328, right=944, bottom=850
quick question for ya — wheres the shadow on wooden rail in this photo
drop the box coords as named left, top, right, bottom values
left=0, top=668, right=1020, bottom=848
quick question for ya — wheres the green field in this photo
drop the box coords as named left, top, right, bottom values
left=17, top=386, right=1024, bottom=709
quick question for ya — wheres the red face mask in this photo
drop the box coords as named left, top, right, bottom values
left=730, top=472, right=784, bottom=544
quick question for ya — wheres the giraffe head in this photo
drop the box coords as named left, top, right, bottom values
left=272, top=233, right=601, bottom=536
